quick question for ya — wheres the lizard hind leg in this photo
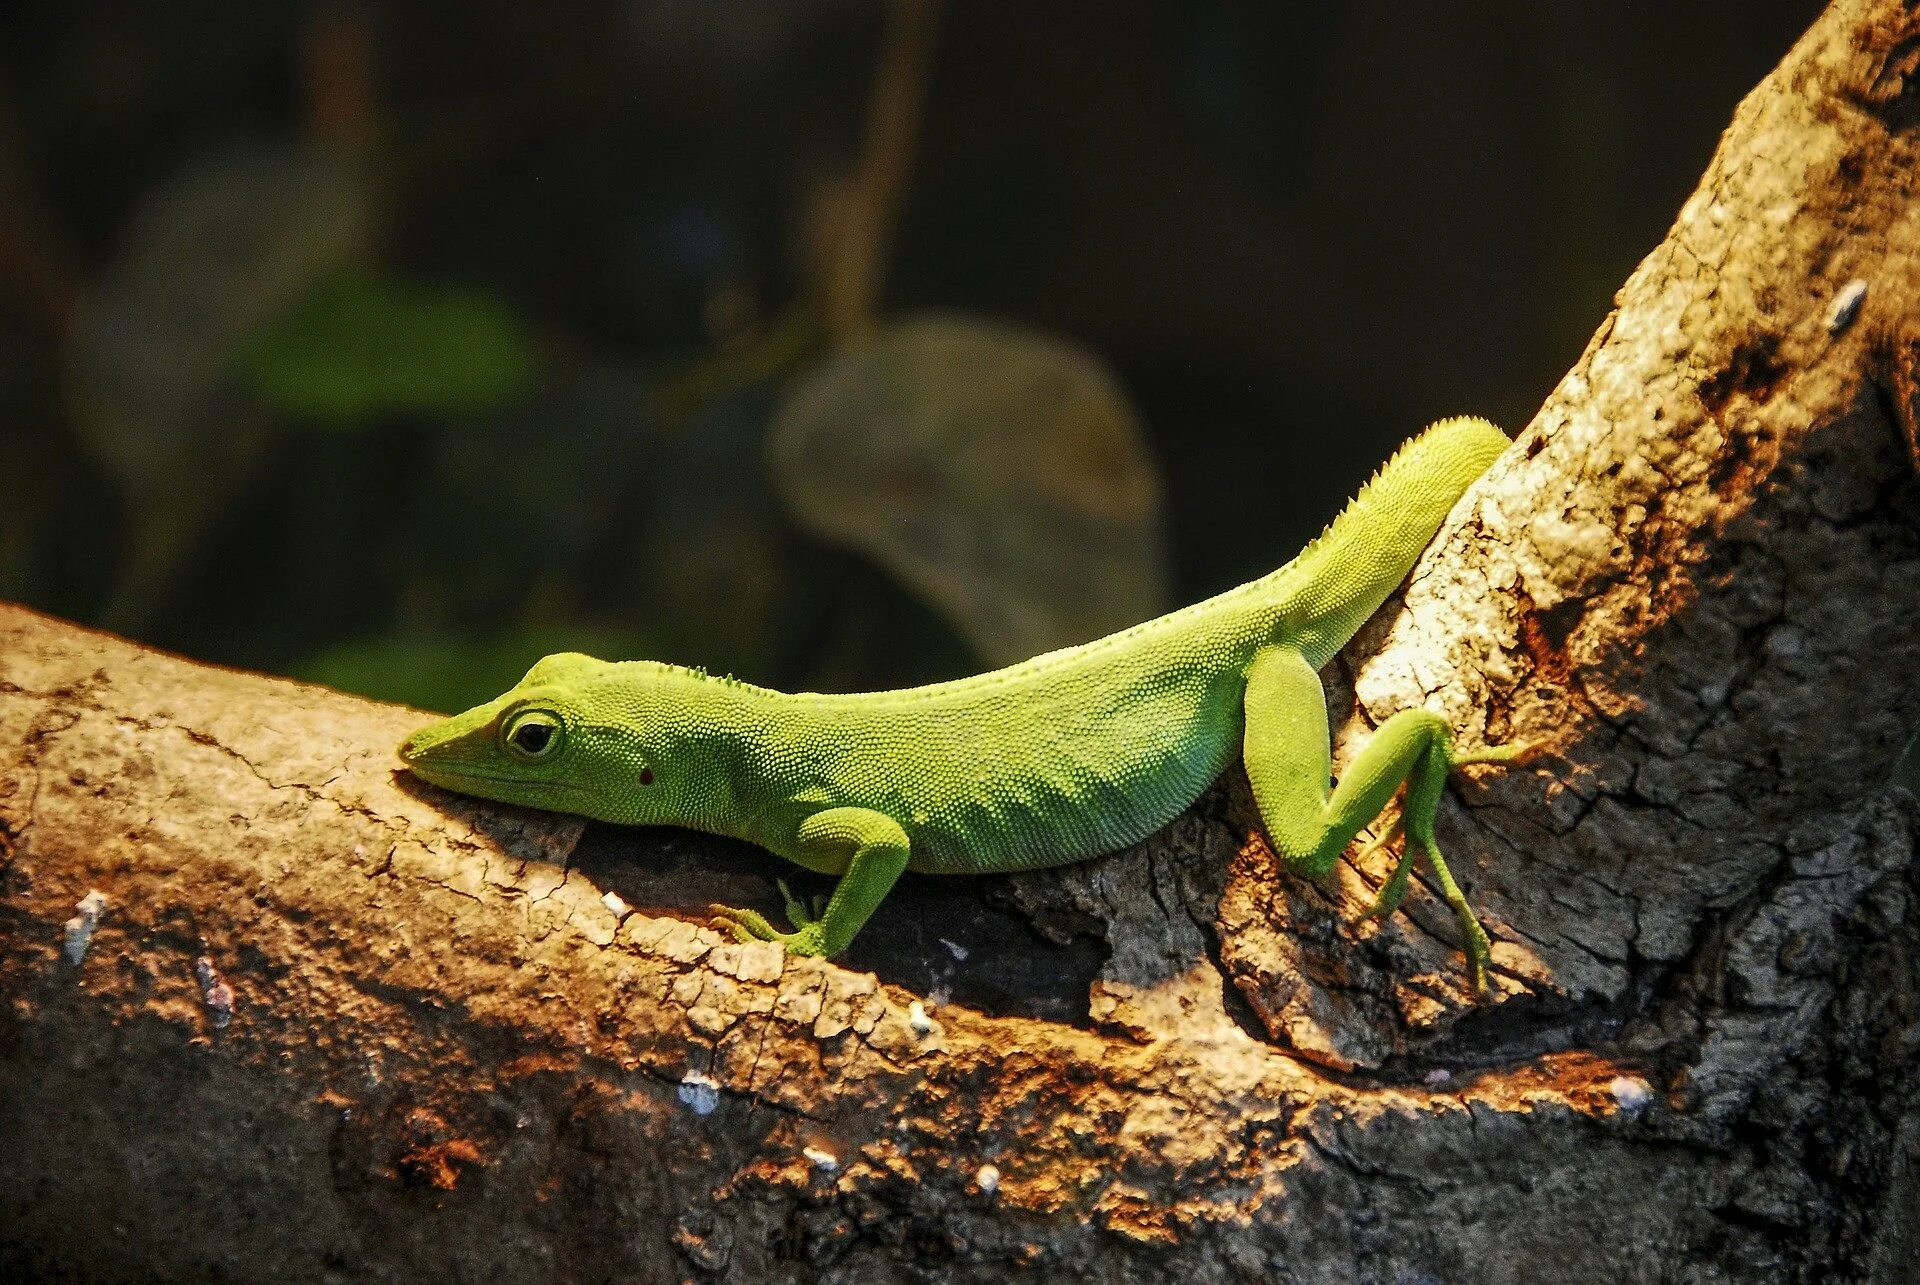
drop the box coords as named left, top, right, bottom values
left=1241, top=644, right=1512, bottom=996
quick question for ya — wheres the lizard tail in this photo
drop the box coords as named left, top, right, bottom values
left=1269, top=415, right=1510, bottom=664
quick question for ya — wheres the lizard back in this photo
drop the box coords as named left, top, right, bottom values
left=736, top=414, right=1510, bottom=872
left=759, top=594, right=1271, bottom=872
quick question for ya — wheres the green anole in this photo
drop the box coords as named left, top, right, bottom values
left=402, top=416, right=1534, bottom=994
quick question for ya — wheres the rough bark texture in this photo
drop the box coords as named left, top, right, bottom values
left=5, top=2, right=1920, bottom=1280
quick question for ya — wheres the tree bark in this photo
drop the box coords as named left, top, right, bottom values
left=5, top=1, right=1920, bottom=1280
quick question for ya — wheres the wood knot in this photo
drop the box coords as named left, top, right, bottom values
left=393, top=1109, right=484, bottom=1191
left=1698, top=333, right=1786, bottom=414
left=1857, top=26, right=1920, bottom=128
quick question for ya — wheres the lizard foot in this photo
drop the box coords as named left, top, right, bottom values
left=1352, top=813, right=1412, bottom=922
left=1343, top=819, right=1492, bottom=997
left=1450, top=737, right=1544, bottom=769
left=707, top=902, right=827, bottom=956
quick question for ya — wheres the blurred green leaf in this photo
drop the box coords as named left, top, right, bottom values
left=292, top=624, right=660, bottom=714
left=246, top=272, right=538, bottom=423
left=65, top=140, right=373, bottom=630
left=768, top=311, right=1168, bottom=666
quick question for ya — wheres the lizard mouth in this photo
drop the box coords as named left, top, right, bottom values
left=406, top=762, right=575, bottom=790
left=399, top=752, right=593, bottom=806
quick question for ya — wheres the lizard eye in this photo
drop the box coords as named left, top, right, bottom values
left=502, top=709, right=564, bottom=760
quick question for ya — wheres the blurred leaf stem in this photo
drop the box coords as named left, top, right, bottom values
left=302, top=1, right=382, bottom=163
left=0, top=91, right=81, bottom=344
left=650, top=0, right=944, bottom=430
left=822, top=0, right=943, bottom=340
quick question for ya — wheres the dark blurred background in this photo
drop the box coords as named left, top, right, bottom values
left=0, top=1, right=1822, bottom=711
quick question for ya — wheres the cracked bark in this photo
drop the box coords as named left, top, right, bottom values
left=4, top=1, right=1920, bottom=1280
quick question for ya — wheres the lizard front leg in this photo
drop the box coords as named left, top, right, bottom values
left=1240, top=643, right=1529, bottom=996
left=709, top=807, right=910, bottom=957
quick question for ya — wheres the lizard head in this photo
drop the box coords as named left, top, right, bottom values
left=398, top=651, right=729, bottom=827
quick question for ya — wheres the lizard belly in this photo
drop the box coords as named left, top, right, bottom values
left=767, top=628, right=1257, bottom=876
left=895, top=717, right=1241, bottom=874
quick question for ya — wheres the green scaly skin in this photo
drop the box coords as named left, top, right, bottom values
left=401, top=416, right=1532, bottom=995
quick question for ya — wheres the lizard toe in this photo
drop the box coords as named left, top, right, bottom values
left=708, top=903, right=782, bottom=942
left=775, top=879, right=817, bottom=929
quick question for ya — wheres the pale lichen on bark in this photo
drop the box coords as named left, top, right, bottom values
left=4, top=1, right=1920, bottom=1280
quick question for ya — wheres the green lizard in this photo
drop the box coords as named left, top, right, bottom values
left=401, top=416, right=1533, bottom=994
